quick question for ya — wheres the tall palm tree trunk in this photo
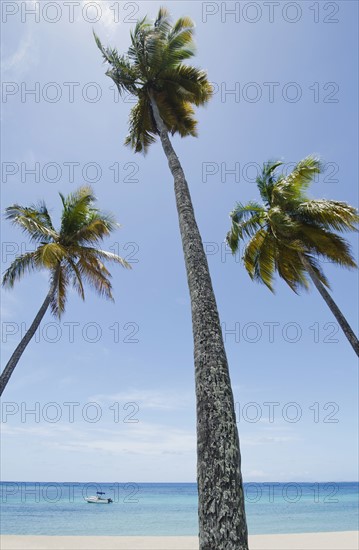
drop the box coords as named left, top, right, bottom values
left=300, top=254, right=359, bottom=356
left=0, top=274, right=58, bottom=396
left=150, top=94, right=248, bottom=550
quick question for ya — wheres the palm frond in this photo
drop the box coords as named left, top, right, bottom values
left=227, top=202, right=267, bottom=252
left=252, top=232, right=276, bottom=291
left=296, top=200, right=359, bottom=232
left=128, top=16, right=153, bottom=71
left=155, top=92, right=198, bottom=137
left=275, top=245, right=309, bottom=293
left=50, top=266, right=68, bottom=318
left=95, top=8, right=212, bottom=149
left=146, top=32, right=167, bottom=77
left=93, top=31, right=140, bottom=96
left=273, top=155, right=322, bottom=204
left=79, top=247, right=131, bottom=269
left=3, top=186, right=128, bottom=314
left=256, top=160, right=283, bottom=204
left=302, top=253, right=330, bottom=288
left=105, top=65, right=140, bottom=97
left=59, top=186, right=97, bottom=239
left=267, top=207, right=301, bottom=240
left=228, top=154, right=358, bottom=296
left=154, top=7, right=172, bottom=36
left=167, top=28, right=195, bottom=61
left=77, top=257, right=113, bottom=301
left=160, top=65, right=212, bottom=106
left=71, top=212, right=119, bottom=245
left=2, top=252, right=40, bottom=288
left=4, top=204, right=58, bottom=243
left=65, top=258, right=85, bottom=300
left=230, top=201, right=266, bottom=223
left=34, top=243, right=67, bottom=268
left=125, top=94, right=158, bottom=153
left=298, top=225, right=357, bottom=268
left=169, top=16, right=195, bottom=37
left=243, top=228, right=267, bottom=281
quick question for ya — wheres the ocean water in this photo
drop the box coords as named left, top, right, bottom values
left=0, top=482, right=358, bottom=535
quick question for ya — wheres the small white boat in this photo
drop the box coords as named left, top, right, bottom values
left=85, top=491, right=113, bottom=504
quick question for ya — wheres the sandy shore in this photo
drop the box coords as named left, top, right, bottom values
left=1, top=532, right=358, bottom=549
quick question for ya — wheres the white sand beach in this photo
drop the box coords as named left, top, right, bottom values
left=1, top=532, right=358, bottom=550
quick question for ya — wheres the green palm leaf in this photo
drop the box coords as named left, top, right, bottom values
left=76, top=256, right=113, bottom=301
left=228, top=154, right=358, bottom=294
left=50, top=266, right=69, bottom=318
left=272, top=155, right=322, bottom=204
left=228, top=202, right=267, bottom=251
left=3, top=186, right=130, bottom=318
left=2, top=252, right=40, bottom=288
left=64, top=258, right=85, bottom=300
left=256, top=160, right=283, bottom=204
left=79, top=247, right=131, bottom=269
left=125, top=94, right=157, bottom=153
left=94, top=7, right=212, bottom=152
left=5, top=204, right=58, bottom=243
left=275, top=245, right=309, bottom=293
left=298, top=225, right=357, bottom=267
left=35, top=243, right=68, bottom=268
left=296, top=200, right=359, bottom=232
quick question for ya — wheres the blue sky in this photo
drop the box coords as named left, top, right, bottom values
left=1, top=1, right=358, bottom=483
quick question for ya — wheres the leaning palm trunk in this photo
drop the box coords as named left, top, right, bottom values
left=150, top=95, right=248, bottom=549
left=300, top=254, right=359, bottom=356
left=0, top=275, right=58, bottom=396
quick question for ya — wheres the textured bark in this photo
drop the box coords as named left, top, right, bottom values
left=300, top=254, right=359, bottom=357
left=149, top=93, right=248, bottom=549
left=0, top=274, right=59, bottom=396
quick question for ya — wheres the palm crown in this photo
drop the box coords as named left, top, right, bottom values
left=227, top=156, right=359, bottom=293
left=3, top=186, right=130, bottom=317
left=94, top=7, right=212, bottom=152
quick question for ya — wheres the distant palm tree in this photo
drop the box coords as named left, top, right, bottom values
left=0, top=186, right=130, bottom=395
left=94, top=8, right=248, bottom=549
left=227, top=155, right=359, bottom=356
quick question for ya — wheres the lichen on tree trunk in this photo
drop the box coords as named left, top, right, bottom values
left=0, top=272, right=59, bottom=396
left=300, top=254, right=359, bottom=357
left=149, top=93, right=248, bottom=549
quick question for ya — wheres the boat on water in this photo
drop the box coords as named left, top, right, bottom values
left=85, top=491, right=113, bottom=504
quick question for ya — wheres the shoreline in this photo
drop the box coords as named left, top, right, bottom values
left=1, top=532, right=358, bottom=550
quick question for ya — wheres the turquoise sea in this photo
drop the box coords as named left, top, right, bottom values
left=1, top=482, right=358, bottom=535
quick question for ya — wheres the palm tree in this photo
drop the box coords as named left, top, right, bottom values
left=94, top=8, right=248, bottom=549
left=227, top=155, right=359, bottom=356
left=1, top=186, right=130, bottom=396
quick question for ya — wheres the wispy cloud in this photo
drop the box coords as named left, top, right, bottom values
left=49, top=429, right=195, bottom=456
left=81, top=1, right=124, bottom=37
left=90, top=389, right=194, bottom=410
left=243, top=435, right=299, bottom=446
left=1, top=423, right=75, bottom=438
left=0, top=291, right=21, bottom=320
left=2, top=419, right=196, bottom=457
left=2, top=29, right=38, bottom=79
